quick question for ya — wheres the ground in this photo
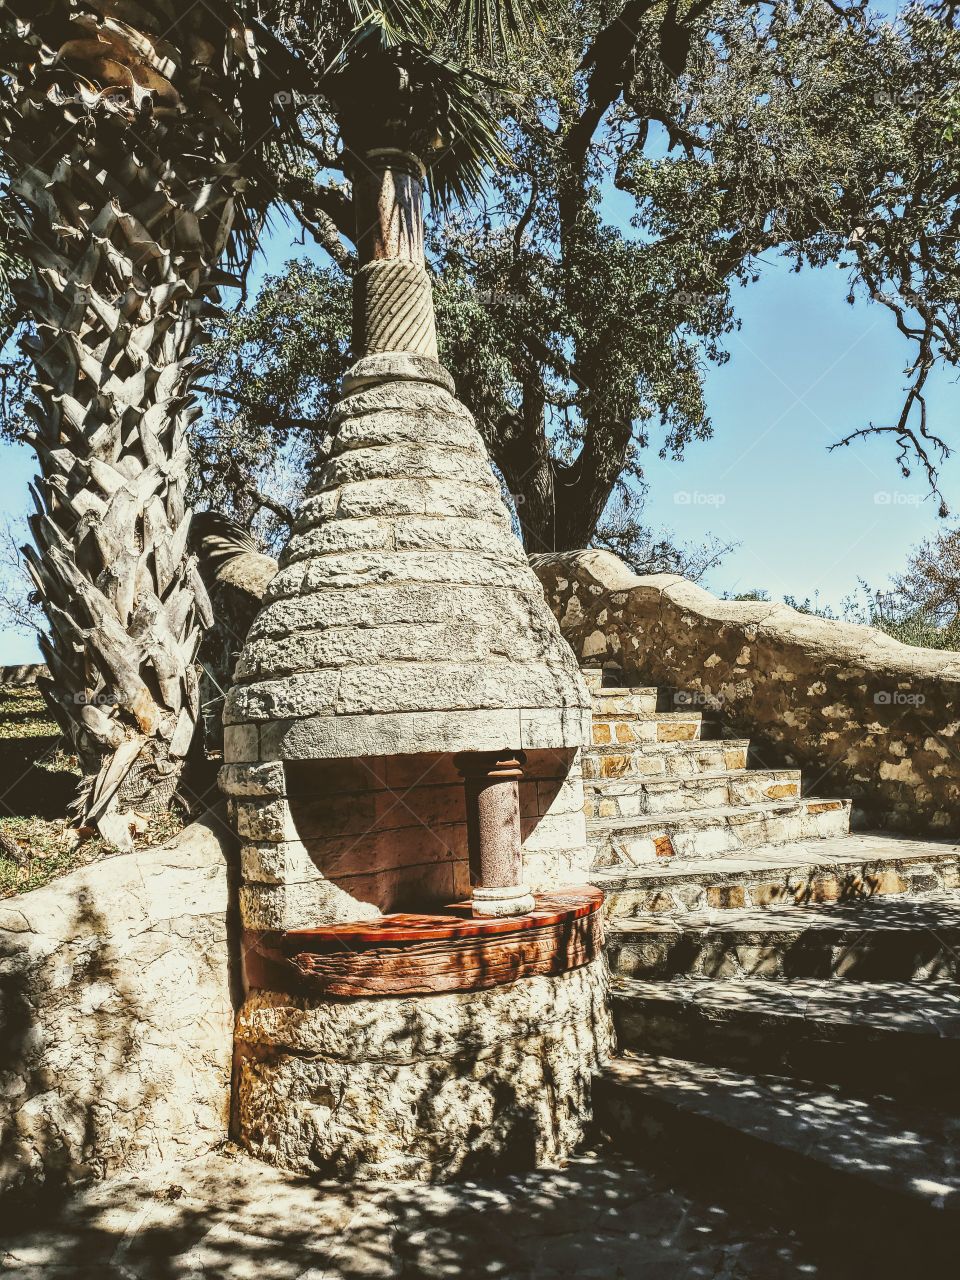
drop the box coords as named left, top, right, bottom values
left=0, top=684, right=184, bottom=897
left=0, top=1147, right=848, bottom=1280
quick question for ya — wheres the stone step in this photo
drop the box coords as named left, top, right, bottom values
left=588, top=798, right=851, bottom=865
left=595, top=1053, right=960, bottom=1265
left=582, top=738, right=750, bottom=782
left=584, top=767, right=801, bottom=819
left=590, top=686, right=659, bottom=716
left=590, top=710, right=710, bottom=747
left=609, top=977, right=960, bottom=1109
left=606, top=891, right=960, bottom=981
left=592, top=833, right=960, bottom=917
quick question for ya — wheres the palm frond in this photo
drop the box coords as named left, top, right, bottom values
left=439, top=0, right=549, bottom=57
left=415, top=47, right=512, bottom=207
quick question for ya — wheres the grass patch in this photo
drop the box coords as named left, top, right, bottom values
left=0, top=684, right=186, bottom=899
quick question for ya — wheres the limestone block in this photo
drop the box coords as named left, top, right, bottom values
left=0, top=814, right=234, bottom=1203
left=338, top=353, right=455, bottom=398
left=293, top=550, right=522, bottom=594
left=241, top=840, right=323, bottom=885
left=391, top=515, right=517, bottom=553
left=331, top=408, right=484, bottom=455
left=235, top=798, right=298, bottom=843
left=536, top=771, right=586, bottom=818
left=233, top=959, right=613, bottom=1180
left=235, top=621, right=493, bottom=681
left=520, top=708, right=594, bottom=751
left=523, top=846, right=595, bottom=890
left=321, top=444, right=499, bottom=490
left=297, top=479, right=428, bottom=526
left=223, top=723, right=259, bottom=763
left=260, top=560, right=306, bottom=604
left=246, top=584, right=557, bottom=644
left=258, top=708, right=525, bottom=761
left=239, top=879, right=380, bottom=930
left=521, top=809, right=589, bottom=855
left=219, top=761, right=286, bottom=798
left=335, top=662, right=589, bottom=717
left=281, top=518, right=390, bottom=565
left=225, top=671, right=341, bottom=725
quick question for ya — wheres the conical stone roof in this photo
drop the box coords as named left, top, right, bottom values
left=223, top=353, right=590, bottom=763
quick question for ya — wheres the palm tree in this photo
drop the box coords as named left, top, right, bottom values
left=0, top=1, right=297, bottom=842
left=280, top=1, right=544, bottom=351
left=0, top=1, right=541, bottom=842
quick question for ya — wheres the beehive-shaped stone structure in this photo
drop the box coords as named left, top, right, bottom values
left=224, top=353, right=589, bottom=769
left=221, top=150, right=608, bottom=1181
left=222, top=351, right=595, bottom=933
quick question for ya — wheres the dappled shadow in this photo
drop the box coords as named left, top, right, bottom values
left=0, top=1144, right=854, bottom=1280
left=0, top=813, right=237, bottom=1226
left=235, top=933, right=609, bottom=1184
left=0, top=893, right=162, bottom=1222
left=596, top=1053, right=960, bottom=1277
left=610, top=975, right=960, bottom=1112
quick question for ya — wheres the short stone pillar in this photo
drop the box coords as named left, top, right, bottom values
left=456, top=750, right=535, bottom=917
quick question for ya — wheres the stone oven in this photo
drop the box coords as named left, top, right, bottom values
left=220, top=150, right=613, bottom=1180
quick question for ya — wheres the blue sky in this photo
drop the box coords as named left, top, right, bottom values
left=1, top=0, right=954, bottom=660
left=640, top=257, right=958, bottom=605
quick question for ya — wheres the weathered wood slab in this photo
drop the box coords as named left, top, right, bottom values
left=243, top=887, right=604, bottom=997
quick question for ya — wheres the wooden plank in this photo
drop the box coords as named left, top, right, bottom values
left=271, top=888, right=603, bottom=949
left=243, top=889, right=604, bottom=998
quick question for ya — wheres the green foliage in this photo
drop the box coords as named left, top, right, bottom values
left=878, top=612, right=960, bottom=650
left=192, top=261, right=352, bottom=549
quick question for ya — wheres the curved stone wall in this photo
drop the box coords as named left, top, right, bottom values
left=233, top=957, right=614, bottom=1181
left=533, top=550, right=960, bottom=837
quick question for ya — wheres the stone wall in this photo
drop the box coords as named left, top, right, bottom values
left=0, top=813, right=235, bottom=1205
left=533, top=550, right=960, bottom=837
left=0, top=664, right=48, bottom=686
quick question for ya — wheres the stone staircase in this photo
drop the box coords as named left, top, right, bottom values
left=582, top=670, right=960, bottom=1268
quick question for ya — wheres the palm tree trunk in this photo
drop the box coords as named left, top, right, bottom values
left=2, top=6, right=250, bottom=841
left=350, top=149, right=438, bottom=360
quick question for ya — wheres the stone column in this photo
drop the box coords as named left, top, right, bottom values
left=456, top=750, right=535, bottom=918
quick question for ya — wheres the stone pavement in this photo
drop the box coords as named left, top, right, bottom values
left=0, top=1146, right=849, bottom=1280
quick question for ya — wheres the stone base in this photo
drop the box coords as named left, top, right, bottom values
left=233, top=957, right=614, bottom=1181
